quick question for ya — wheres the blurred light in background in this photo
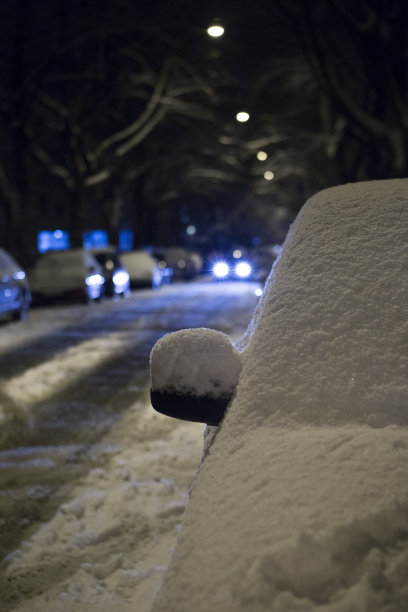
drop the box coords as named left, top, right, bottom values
left=236, top=111, right=250, bottom=122
left=235, top=261, right=252, bottom=278
left=233, top=249, right=242, bottom=259
left=113, top=270, right=130, bottom=286
left=86, top=272, right=104, bottom=286
left=264, top=170, right=274, bottom=181
left=38, top=230, right=70, bottom=253
left=119, top=229, right=133, bottom=251
left=213, top=261, right=229, bottom=278
left=256, top=151, right=268, bottom=161
left=186, top=225, right=196, bottom=235
left=83, top=230, right=108, bottom=249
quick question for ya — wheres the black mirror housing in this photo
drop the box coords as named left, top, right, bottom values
left=150, top=328, right=242, bottom=426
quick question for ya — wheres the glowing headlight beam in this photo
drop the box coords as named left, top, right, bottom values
left=112, top=270, right=130, bottom=286
left=235, top=261, right=252, bottom=278
left=213, top=262, right=230, bottom=278
left=86, top=273, right=104, bottom=286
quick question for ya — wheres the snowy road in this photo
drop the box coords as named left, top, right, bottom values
left=0, top=281, right=259, bottom=611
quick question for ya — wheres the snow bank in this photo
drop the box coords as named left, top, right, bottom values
left=150, top=328, right=242, bottom=399
left=3, top=401, right=205, bottom=612
left=152, top=179, right=408, bottom=611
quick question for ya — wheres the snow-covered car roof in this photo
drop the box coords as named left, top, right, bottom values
left=119, top=250, right=158, bottom=275
left=150, top=179, right=408, bottom=612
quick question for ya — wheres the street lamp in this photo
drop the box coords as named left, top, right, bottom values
left=236, top=111, right=250, bottom=122
left=207, top=19, right=224, bottom=38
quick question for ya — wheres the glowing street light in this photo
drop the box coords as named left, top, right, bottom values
left=236, top=111, right=250, bottom=122
left=207, top=20, right=224, bottom=38
left=256, top=151, right=268, bottom=161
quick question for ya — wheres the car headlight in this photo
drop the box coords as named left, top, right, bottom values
left=212, top=261, right=230, bottom=278
left=235, top=261, right=252, bottom=278
left=112, top=270, right=129, bottom=286
left=86, top=273, right=104, bottom=286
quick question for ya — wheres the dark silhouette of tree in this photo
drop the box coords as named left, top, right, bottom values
left=255, top=0, right=408, bottom=183
left=0, top=0, right=227, bottom=258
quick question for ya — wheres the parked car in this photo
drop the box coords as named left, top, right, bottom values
left=0, top=248, right=31, bottom=321
left=150, top=179, right=408, bottom=612
left=153, top=247, right=203, bottom=281
left=120, top=250, right=163, bottom=289
left=88, top=246, right=130, bottom=298
left=29, top=249, right=105, bottom=304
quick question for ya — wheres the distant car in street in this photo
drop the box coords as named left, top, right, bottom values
left=210, top=245, right=279, bottom=283
left=149, top=179, right=408, bottom=612
left=29, top=249, right=105, bottom=304
left=88, top=246, right=130, bottom=299
left=0, top=248, right=31, bottom=321
left=153, top=247, right=203, bottom=281
left=211, top=257, right=254, bottom=281
left=120, top=250, right=163, bottom=289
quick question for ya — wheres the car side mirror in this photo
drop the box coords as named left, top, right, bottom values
left=150, top=328, right=242, bottom=426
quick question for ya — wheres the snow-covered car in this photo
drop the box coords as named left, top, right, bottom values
left=88, top=246, right=130, bottom=298
left=29, top=249, right=105, bottom=304
left=0, top=248, right=31, bottom=321
left=119, top=250, right=163, bottom=289
left=150, top=179, right=408, bottom=612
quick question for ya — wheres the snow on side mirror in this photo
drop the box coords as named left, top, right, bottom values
left=150, top=328, right=242, bottom=426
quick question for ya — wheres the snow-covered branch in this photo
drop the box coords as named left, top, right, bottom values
left=32, top=145, right=75, bottom=188
left=115, top=106, right=167, bottom=157
left=95, top=58, right=172, bottom=157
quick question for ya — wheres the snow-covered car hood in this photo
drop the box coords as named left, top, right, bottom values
left=150, top=179, right=408, bottom=612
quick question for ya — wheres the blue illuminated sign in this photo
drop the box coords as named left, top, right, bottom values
left=38, top=230, right=70, bottom=253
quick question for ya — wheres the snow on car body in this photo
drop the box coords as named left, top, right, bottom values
left=150, top=179, right=408, bottom=612
left=119, top=250, right=163, bottom=289
left=0, top=248, right=31, bottom=321
left=29, top=249, right=105, bottom=303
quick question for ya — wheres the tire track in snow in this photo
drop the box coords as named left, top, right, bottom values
left=2, top=330, right=143, bottom=409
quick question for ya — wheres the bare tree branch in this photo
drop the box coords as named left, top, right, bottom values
left=94, top=59, right=172, bottom=157
left=116, top=106, right=167, bottom=157
left=31, top=145, right=75, bottom=188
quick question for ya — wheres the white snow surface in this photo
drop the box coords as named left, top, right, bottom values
left=0, top=283, right=259, bottom=612
left=3, top=404, right=205, bottom=612
left=152, top=179, right=408, bottom=611
left=150, top=328, right=242, bottom=398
